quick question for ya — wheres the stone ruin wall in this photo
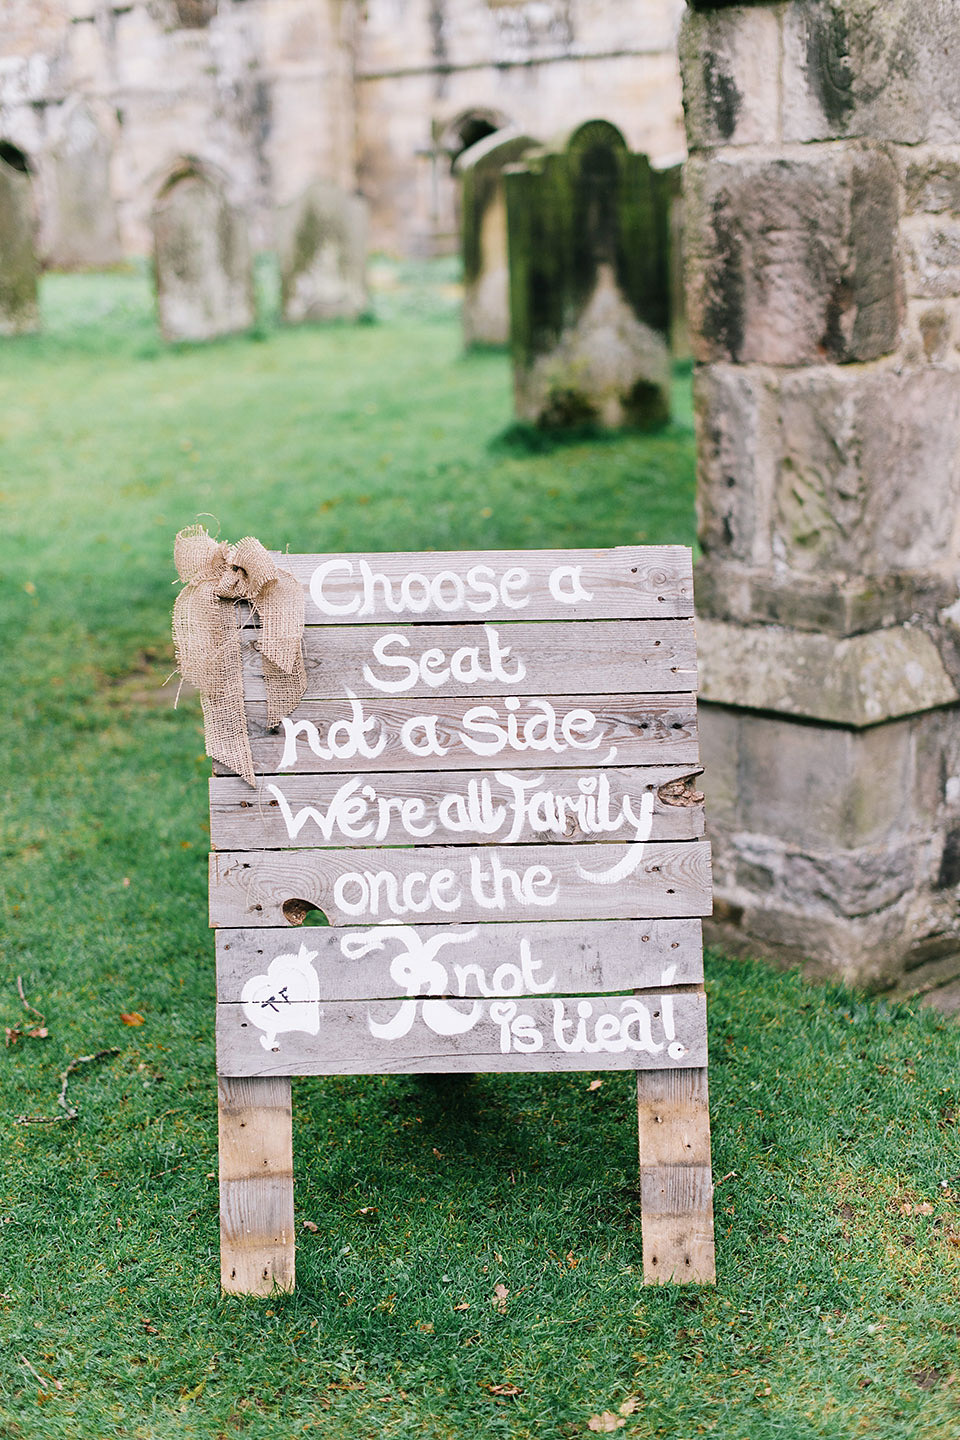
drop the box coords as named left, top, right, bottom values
left=683, top=0, right=960, bottom=991
left=0, top=0, right=686, bottom=263
left=0, top=0, right=358, bottom=264
left=356, top=0, right=688, bottom=254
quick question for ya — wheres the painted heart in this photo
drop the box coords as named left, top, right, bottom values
left=241, top=943, right=322, bottom=1052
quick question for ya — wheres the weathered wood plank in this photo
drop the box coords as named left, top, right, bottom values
left=268, top=546, right=693, bottom=624
left=218, top=1076, right=295, bottom=1295
left=209, top=766, right=705, bottom=851
left=216, top=992, right=708, bottom=1077
left=241, top=619, right=697, bottom=700
left=209, top=840, right=713, bottom=928
left=226, top=692, right=699, bottom=777
left=215, top=919, right=705, bottom=1002
left=637, top=1068, right=716, bottom=1285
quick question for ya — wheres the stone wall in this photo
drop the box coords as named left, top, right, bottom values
left=0, top=0, right=685, bottom=264
left=357, top=0, right=687, bottom=254
left=0, top=0, right=356, bottom=262
left=0, top=150, right=39, bottom=334
left=682, top=0, right=960, bottom=992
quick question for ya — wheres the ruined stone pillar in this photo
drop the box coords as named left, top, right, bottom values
left=0, top=146, right=39, bottom=336
left=682, top=0, right=960, bottom=991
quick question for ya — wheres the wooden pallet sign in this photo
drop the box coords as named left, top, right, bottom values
left=209, top=545, right=716, bottom=1293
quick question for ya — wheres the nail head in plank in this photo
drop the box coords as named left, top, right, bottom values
left=228, top=693, right=700, bottom=777
left=637, top=1068, right=716, bottom=1285
left=215, top=918, right=705, bottom=1001
left=241, top=619, right=698, bottom=701
left=270, top=546, right=694, bottom=624
left=218, top=1076, right=295, bottom=1295
left=208, top=839, right=713, bottom=928
left=216, top=992, right=708, bottom=1077
left=209, top=766, right=705, bottom=851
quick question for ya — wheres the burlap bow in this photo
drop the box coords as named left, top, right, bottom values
left=172, top=525, right=306, bottom=786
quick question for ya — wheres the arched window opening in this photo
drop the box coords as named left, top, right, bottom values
left=451, top=116, right=498, bottom=166
left=173, top=0, right=217, bottom=29
left=439, top=109, right=509, bottom=173
left=0, top=141, right=30, bottom=175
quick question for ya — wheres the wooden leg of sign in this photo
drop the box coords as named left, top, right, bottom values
left=637, top=1067, right=716, bottom=1285
left=218, top=1076, right=295, bottom=1295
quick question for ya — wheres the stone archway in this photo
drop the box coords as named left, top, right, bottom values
left=437, top=108, right=511, bottom=172
left=0, top=140, right=38, bottom=334
left=0, top=140, right=30, bottom=175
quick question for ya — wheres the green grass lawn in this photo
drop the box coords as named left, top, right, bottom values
left=1, top=266, right=959, bottom=1440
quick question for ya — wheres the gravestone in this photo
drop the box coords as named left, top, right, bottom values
left=455, top=129, right=537, bottom=347
left=201, top=544, right=716, bottom=1294
left=152, top=165, right=255, bottom=342
left=0, top=145, right=39, bottom=336
left=277, top=181, right=368, bottom=324
left=505, top=121, right=673, bottom=431
left=44, top=104, right=122, bottom=270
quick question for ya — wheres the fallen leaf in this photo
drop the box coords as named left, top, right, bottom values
left=492, top=1283, right=509, bottom=1313
left=453, top=1301, right=470, bottom=1312
left=122, top=877, right=131, bottom=887
left=5, top=1028, right=21, bottom=1046
left=567, top=1251, right=579, bottom=1268
left=588, top=1079, right=603, bottom=1091
left=916, top=1202, right=935, bottom=1216
left=777, top=1233, right=789, bottom=1244
left=911, top=1368, right=944, bottom=1390
left=301, top=1220, right=319, bottom=1233
left=120, top=1012, right=145, bottom=1026
left=618, top=1396, right=642, bottom=1416
left=357, top=1206, right=378, bottom=1217
left=416, top=1321, right=434, bottom=1334
left=141, top=1318, right=158, bottom=1334
left=486, top=1382, right=522, bottom=1397
left=587, top=1412, right=626, bottom=1432
left=27, top=1028, right=49, bottom=1040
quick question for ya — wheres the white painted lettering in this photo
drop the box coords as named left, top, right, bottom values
left=548, top=564, right=594, bottom=606
left=309, top=558, right=360, bottom=616
left=363, top=626, right=526, bottom=695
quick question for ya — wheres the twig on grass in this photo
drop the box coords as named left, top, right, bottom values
left=16, top=976, right=46, bottom=1028
left=18, top=1355, right=62, bottom=1392
left=16, top=1048, right=120, bottom=1126
left=5, top=976, right=50, bottom=1045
